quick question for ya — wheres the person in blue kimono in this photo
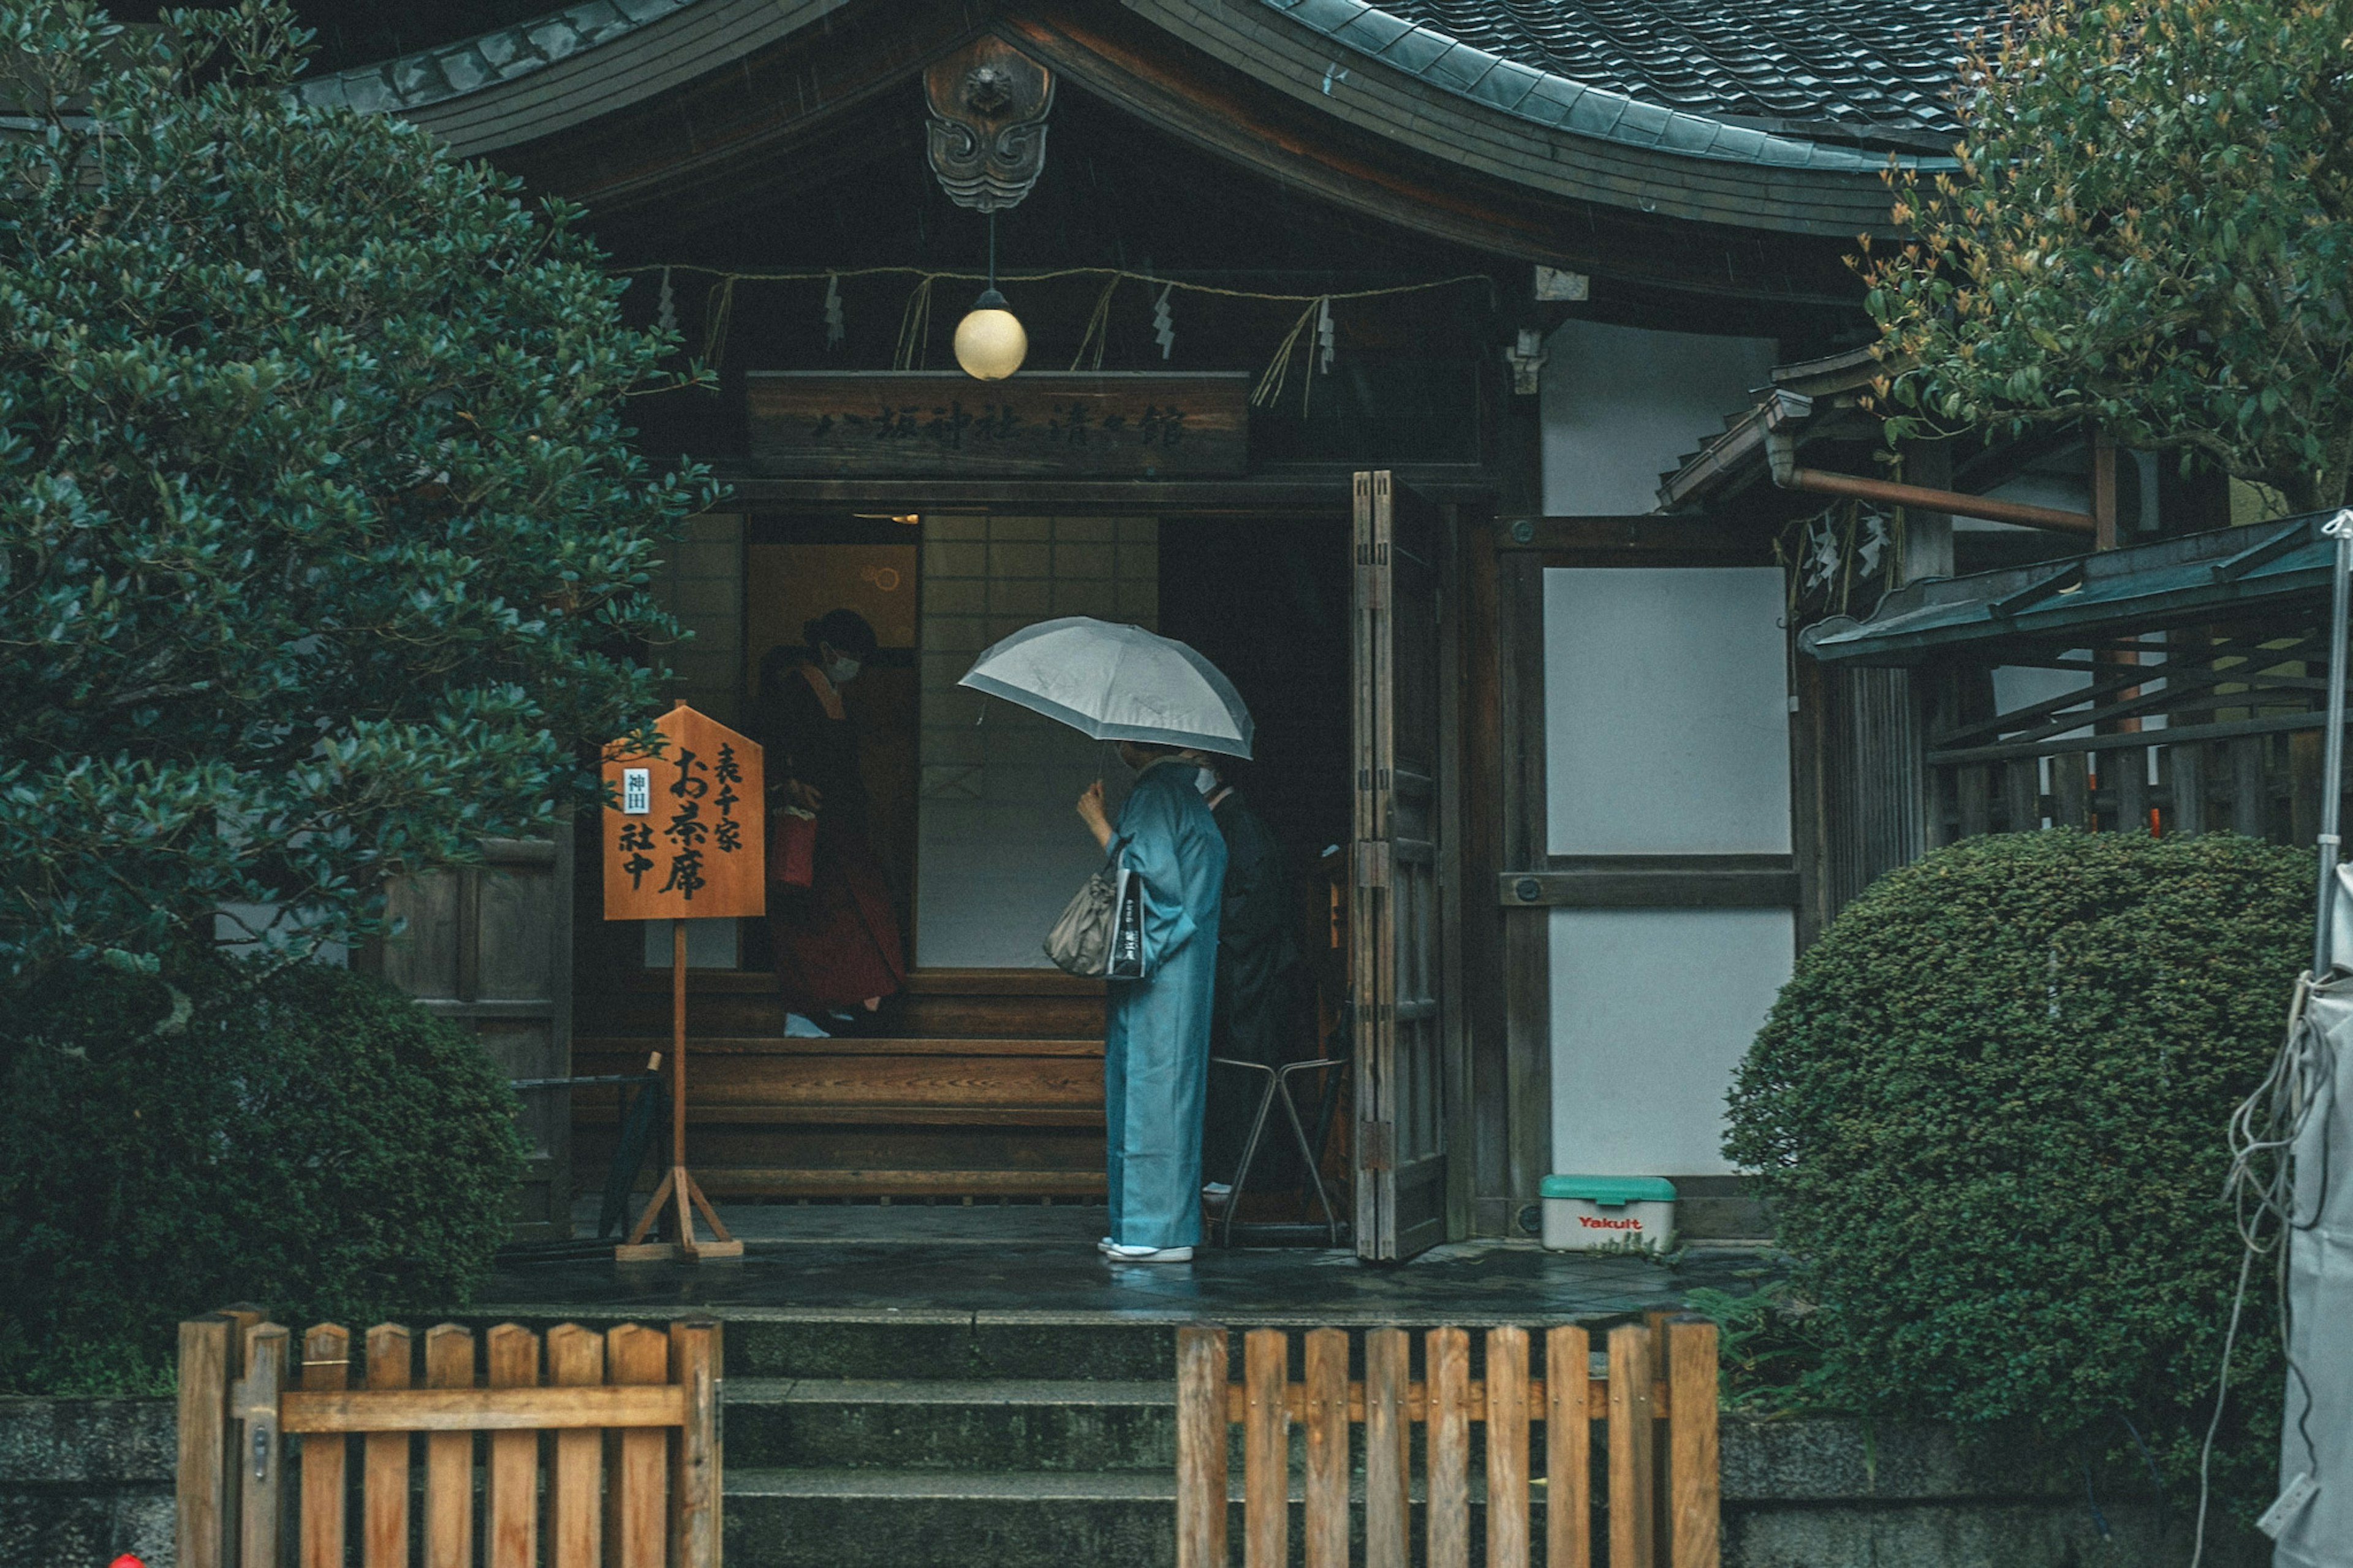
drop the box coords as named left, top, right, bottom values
left=1076, top=742, right=1229, bottom=1263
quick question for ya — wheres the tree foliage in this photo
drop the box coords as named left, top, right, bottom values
left=1726, top=830, right=2298, bottom=1523
left=1862, top=0, right=2353, bottom=510
left=0, top=1, right=713, bottom=982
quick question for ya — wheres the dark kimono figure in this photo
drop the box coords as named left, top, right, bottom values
left=751, top=610, right=906, bottom=1029
left=1077, top=745, right=1228, bottom=1260
left=1200, top=771, right=1307, bottom=1192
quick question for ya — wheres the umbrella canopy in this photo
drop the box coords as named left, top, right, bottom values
left=958, top=616, right=1255, bottom=759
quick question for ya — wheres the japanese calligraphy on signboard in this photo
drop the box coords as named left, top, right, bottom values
left=744, top=371, right=1249, bottom=478
left=602, top=705, right=767, bottom=921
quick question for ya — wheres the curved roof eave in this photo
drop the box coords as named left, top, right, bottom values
left=298, top=0, right=1946, bottom=237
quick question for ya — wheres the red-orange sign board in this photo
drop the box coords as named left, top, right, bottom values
left=602, top=704, right=767, bottom=921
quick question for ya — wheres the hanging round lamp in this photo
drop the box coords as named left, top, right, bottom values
left=955, top=288, right=1027, bottom=381
left=954, top=213, right=1026, bottom=381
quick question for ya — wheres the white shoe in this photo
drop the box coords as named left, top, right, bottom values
left=1105, top=1243, right=1194, bottom=1263
left=1096, top=1237, right=1117, bottom=1254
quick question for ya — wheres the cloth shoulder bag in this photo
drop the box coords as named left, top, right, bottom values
left=1045, top=855, right=1148, bottom=979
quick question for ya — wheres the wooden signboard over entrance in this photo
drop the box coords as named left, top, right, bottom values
left=602, top=704, right=766, bottom=922
left=745, top=371, right=1250, bottom=478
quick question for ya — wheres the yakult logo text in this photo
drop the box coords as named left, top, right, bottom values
left=1577, top=1215, right=1643, bottom=1230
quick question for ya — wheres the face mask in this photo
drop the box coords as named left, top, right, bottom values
left=1195, top=767, right=1219, bottom=797
left=825, top=656, right=862, bottom=686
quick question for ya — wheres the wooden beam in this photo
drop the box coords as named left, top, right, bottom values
left=281, top=1385, right=689, bottom=1433
left=1500, top=865, right=1800, bottom=908
left=1498, top=516, right=1774, bottom=562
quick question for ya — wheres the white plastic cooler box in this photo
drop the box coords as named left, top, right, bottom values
left=1540, top=1175, right=1677, bottom=1251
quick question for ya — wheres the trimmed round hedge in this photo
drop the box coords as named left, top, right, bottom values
left=1726, top=830, right=2297, bottom=1509
left=0, top=954, right=524, bottom=1394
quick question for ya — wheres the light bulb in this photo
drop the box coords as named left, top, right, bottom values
left=954, top=289, right=1027, bottom=381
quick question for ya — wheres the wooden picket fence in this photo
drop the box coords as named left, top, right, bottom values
left=175, top=1309, right=720, bottom=1568
left=1176, top=1316, right=1718, bottom=1568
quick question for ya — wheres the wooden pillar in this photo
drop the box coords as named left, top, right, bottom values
left=2170, top=743, right=2208, bottom=836
left=2052, top=753, right=2090, bottom=830
left=1900, top=440, right=1957, bottom=582
left=2003, top=759, right=2040, bottom=833
left=2231, top=737, right=2268, bottom=838
left=2115, top=747, right=2150, bottom=836
left=2091, top=433, right=2120, bottom=550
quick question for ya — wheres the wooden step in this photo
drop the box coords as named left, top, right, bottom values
left=574, top=1121, right=1105, bottom=1200
left=572, top=1038, right=1105, bottom=1126
left=575, top=971, right=1112, bottom=1200
left=596, top=968, right=1108, bottom=1040
left=576, top=1036, right=1104, bottom=1058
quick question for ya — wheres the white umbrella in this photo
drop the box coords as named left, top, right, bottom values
left=958, top=616, right=1254, bottom=759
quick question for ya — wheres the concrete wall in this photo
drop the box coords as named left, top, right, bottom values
left=915, top=515, right=1159, bottom=968
left=4, top=1396, right=2264, bottom=1568
left=1540, top=319, right=1778, bottom=517
left=0, top=1398, right=173, bottom=1568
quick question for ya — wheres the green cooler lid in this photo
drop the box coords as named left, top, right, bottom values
left=1540, top=1175, right=1677, bottom=1205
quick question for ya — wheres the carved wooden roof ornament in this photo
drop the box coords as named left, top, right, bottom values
left=924, top=36, right=1055, bottom=213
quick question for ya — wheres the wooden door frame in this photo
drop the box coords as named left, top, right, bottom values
left=1476, top=516, right=1788, bottom=1236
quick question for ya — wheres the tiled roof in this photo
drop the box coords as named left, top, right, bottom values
left=300, top=0, right=697, bottom=116
left=1336, top=0, right=1990, bottom=143
left=301, top=0, right=1963, bottom=177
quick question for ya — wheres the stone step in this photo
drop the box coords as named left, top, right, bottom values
left=722, top=1377, right=1547, bottom=1478
left=726, top=1378, right=1178, bottom=1471
left=722, top=1468, right=1547, bottom=1568
left=726, top=1317, right=1183, bottom=1382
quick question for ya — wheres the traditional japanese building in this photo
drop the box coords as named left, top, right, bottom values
left=327, top=0, right=2260, bottom=1256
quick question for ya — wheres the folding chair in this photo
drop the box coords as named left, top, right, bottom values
left=1208, top=1051, right=1347, bottom=1247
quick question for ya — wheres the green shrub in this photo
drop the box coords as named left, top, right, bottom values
left=0, top=953, right=525, bottom=1394
left=1726, top=830, right=2298, bottom=1514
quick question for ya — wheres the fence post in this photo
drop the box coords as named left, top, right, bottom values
left=1608, top=1322, right=1658, bottom=1568
left=1487, top=1327, right=1531, bottom=1568
left=1427, top=1328, right=1471, bottom=1568
left=1363, top=1328, right=1411, bottom=1568
left=1302, top=1328, right=1349, bottom=1568
left=1243, top=1330, right=1289, bottom=1568
left=235, top=1324, right=286, bottom=1568
left=299, top=1325, right=349, bottom=1568
left=423, top=1325, right=474, bottom=1568
left=1545, top=1326, right=1592, bottom=1568
left=670, top=1318, right=722, bottom=1568
left=485, top=1325, right=540, bottom=1568
left=1667, top=1319, right=1722, bottom=1568
left=607, top=1324, right=670, bottom=1568
left=363, top=1323, right=412, bottom=1568
left=1175, top=1324, right=1229, bottom=1568
left=547, top=1324, right=605, bottom=1568
left=176, top=1317, right=233, bottom=1568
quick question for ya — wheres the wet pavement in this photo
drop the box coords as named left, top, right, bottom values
left=476, top=1203, right=1780, bottom=1326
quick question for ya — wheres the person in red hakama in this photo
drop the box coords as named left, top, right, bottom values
left=752, top=610, right=906, bottom=1032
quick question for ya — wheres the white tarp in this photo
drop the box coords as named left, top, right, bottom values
left=2275, top=873, right=2353, bottom=1567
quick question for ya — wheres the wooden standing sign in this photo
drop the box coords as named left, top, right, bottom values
left=603, top=704, right=766, bottom=1261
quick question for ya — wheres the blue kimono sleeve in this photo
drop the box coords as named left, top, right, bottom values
left=1108, top=782, right=1199, bottom=980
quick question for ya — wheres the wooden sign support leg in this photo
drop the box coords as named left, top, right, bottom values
left=619, top=922, right=742, bottom=1261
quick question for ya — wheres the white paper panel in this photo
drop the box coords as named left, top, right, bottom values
left=1544, top=567, right=1791, bottom=856
left=915, top=515, right=1158, bottom=968
left=1549, top=907, right=1793, bottom=1176
left=1539, top=320, right=1776, bottom=515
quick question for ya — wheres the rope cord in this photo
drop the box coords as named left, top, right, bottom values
left=2191, top=969, right=2335, bottom=1566
left=613, top=262, right=1493, bottom=306
left=618, top=265, right=1490, bottom=411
